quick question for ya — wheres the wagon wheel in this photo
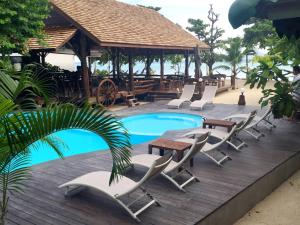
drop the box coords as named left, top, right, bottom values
left=96, top=78, right=117, bottom=107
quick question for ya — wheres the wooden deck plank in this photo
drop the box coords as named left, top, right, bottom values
left=5, top=102, right=300, bottom=225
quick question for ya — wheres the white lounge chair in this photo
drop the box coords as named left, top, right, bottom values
left=183, top=111, right=257, bottom=151
left=190, top=85, right=218, bottom=110
left=130, top=132, right=209, bottom=192
left=167, top=84, right=195, bottom=109
left=59, top=154, right=172, bottom=222
left=224, top=107, right=276, bottom=137
left=177, top=122, right=243, bottom=166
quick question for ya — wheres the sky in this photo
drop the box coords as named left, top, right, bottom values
left=118, top=0, right=245, bottom=39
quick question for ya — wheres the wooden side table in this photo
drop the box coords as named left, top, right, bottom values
left=148, top=138, right=193, bottom=166
left=203, top=119, right=236, bottom=132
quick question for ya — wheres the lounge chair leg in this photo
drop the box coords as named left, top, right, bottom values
left=202, top=151, right=230, bottom=167
left=161, top=173, right=186, bottom=192
left=140, top=187, right=161, bottom=207
left=244, top=129, right=264, bottom=140
left=183, top=168, right=200, bottom=183
left=263, top=118, right=276, bottom=129
left=115, top=198, right=141, bottom=223
left=115, top=187, right=159, bottom=222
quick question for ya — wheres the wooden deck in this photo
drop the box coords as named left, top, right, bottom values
left=6, top=102, right=300, bottom=225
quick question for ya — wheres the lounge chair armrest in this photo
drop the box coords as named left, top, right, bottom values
left=223, top=114, right=248, bottom=120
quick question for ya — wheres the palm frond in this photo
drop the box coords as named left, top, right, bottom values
left=0, top=97, right=15, bottom=118
left=0, top=152, right=31, bottom=194
left=0, top=70, right=37, bottom=110
left=33, top=135, right=67, bottom=159
left=213, top=65, right=231, bottom=71
left=3, top=104, right=132, bottom=184
left=22, top=63, right=57, bottom=102
left=0, top=71, right=19, bottom=100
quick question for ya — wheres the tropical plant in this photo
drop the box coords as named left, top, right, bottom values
left=0, top=0, right=49, bottom=56
left=187, top=4, right=225, bottom=75
left=243, top=19, right=300, bottom=118
left=246, top=55, right=295, bottom=118
left=0, top=63, right=56, bottom=110
left=0, top=99, right=132, bottom=224
left=216, top=37, right=247, bottom=89
left=0, top=63, right=132, bottom=224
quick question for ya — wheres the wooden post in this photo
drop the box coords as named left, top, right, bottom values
left=128, top=49, right=134, bottom=92
left=39, top=51, right=48, bottom=66
left=79, top=33, right=90, bottom=98
left=146, top=51, right=151, bottom=78
left=160, top=50, right=164, bottom=89
left=116, top=48, right=120, bottom=80
left=112, top=48, right=116, bottom=79
left=184, top=50, right=189, bottom=81
left=194, top=45, right=201, bottom=81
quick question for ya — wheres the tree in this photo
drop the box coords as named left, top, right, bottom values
left=246, top=54, right=295, bottom=118
left=243, top=19, right=300, bottom=118
left=243, top=19, right=300, bottom=65
left=0, top=0, right=49, bottom=56
left=243, top=19, right=278, bottom=49
left=137, top=5, right=161, bottom=11
left=167, top=55, right=184, bottom=75
left=216, top=37, right=246, bottom=89
left=187, top=4, right=225, bottom=75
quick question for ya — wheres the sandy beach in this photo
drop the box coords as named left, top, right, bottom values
left=214, top=79, right=275, bottom=106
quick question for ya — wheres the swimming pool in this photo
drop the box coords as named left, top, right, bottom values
left=30, top=112, right=203, bottom=165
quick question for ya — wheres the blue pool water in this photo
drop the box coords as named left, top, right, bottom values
left=30, top=113, right=203, bottom=165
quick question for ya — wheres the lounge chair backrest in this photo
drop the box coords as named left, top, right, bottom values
left=206, top=123, right=240, bottom=149
left=202, top=85, right=218, bottom=101
left=180, top=85, right=195, bottom=100
left=163, top=132, right=209, bottom=172
left=238, top=110, right=257, bottom=132
left=136, top=153, right=173, bottom=186
left=180, top=132, right=210, bottom=164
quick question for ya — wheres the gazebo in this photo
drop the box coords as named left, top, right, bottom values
left=28, top=0, right=208, bottom=105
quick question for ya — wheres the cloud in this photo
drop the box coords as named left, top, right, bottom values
left=118, top=0, right=245, bottom=38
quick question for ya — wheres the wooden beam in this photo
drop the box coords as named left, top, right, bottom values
left=116, top=48, right=120, bottom=81
left=160, top=50, right=164, bottom=84
left=128, top=49, right=134, bottom=92
left=146, top=51, right=151, bottom=78
left=79, top=32, right=91, bottom=98
left=111, top=48, right=116, bottom=79
left=100, top=42, right=198, bottom=50
left=184, top=50, right=189, bottom=80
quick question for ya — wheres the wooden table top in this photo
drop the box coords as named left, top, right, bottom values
left=203, top=119, right=236, bottom=127
left=149, top=138, right=192, bottom=151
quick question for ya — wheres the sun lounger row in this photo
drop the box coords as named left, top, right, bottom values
left=167, top=84, right=218, bottom=110
left=59, top=107, right=276, bottom=222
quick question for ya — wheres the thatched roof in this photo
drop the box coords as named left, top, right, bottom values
left=28, top=27, right=77, bottom=50
left=29, top=0, right=208, bottom=51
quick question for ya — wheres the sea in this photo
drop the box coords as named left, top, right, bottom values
left=73, top=56, right=294, bottom=80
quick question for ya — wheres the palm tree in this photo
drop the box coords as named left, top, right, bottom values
left=0, top=65, right=131, bottom=224
left=215, top=37, right=249, bottom=89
